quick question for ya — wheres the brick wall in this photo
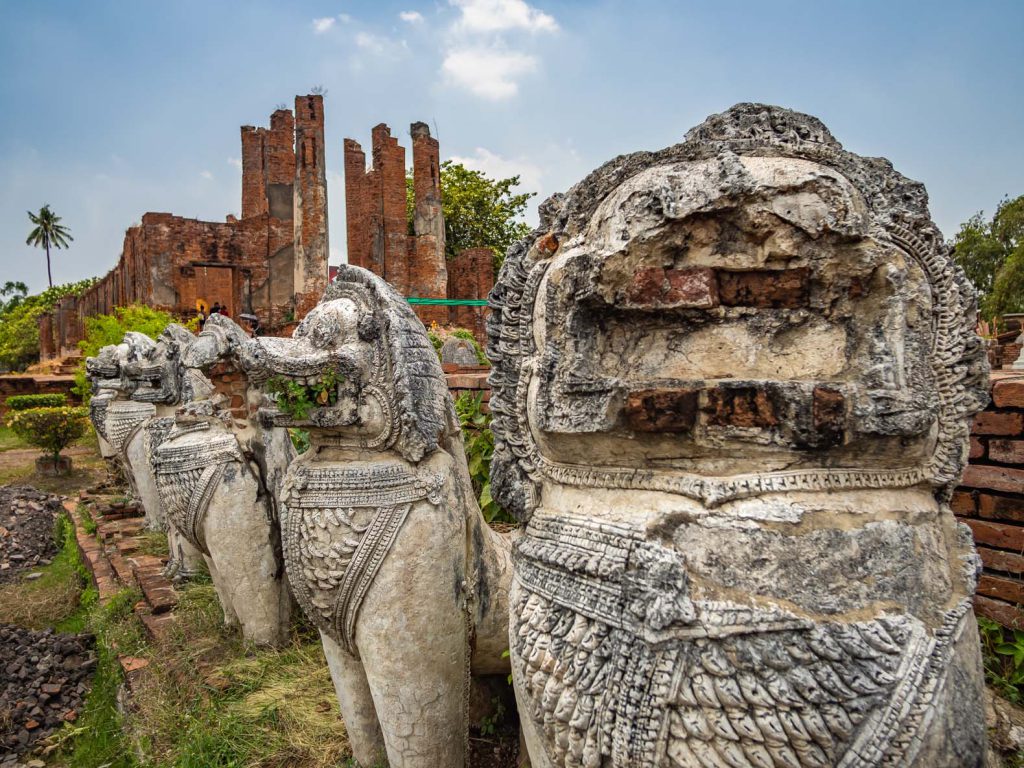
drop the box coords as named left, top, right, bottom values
left=39, top=96, right=328, bottom=361
left=448, top=247, right=494, bottom=342
left=955, top=371, right=1024, bottom=628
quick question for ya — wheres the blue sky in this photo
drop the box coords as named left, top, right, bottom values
left=1, top=0, right=1021, bottom=293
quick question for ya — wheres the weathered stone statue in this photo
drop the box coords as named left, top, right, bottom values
left=488, top=104, right=990, bottom=767
left=87, top=328, right=206, bottom=579
left=151, top=314, right=292, bottom=647
left=247, top=266, right=511, bottom=767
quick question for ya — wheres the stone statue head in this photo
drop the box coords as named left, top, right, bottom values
left=488, top=103, right=989, bottom=520
left=253, top=265, right=452, bottom=462
left=123, top=324, right=195, bottom=404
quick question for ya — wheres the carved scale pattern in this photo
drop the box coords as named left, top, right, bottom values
left=104, top=401, right=156, bottom=455
left=511, top=514, right=972, bottom=768
left=153, top=423, right=242, bottom=556
left=89, top=396, right=111, bottom=441
left=281, top=463, right=445, bottom=656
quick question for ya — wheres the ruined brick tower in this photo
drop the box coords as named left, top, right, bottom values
left=293, top=94, right=329, bottom=320
left=39, top=95, right=329, bottom=360
left=344, top=122, right=451, bottom=326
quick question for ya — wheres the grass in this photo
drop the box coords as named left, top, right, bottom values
left=0, top=424, right=25, bottom=451
left=122, top=581, right=350, bottom=768
left=0, top=514, right=86, bottom=629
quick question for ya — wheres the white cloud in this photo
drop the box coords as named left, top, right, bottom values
left=312, top=17, right=336, bottom=34
left=355, top=31, right=386, bottom=53
left=450, top=0, right=557, bottom=34
left=200, top=170, right=214, bottom=180
left=338, top=13, right=352, bottom=23
left=399, top=10, right=424, bottom=23
left=448, top=147, right=543, bottom=193
left=442, top=47, right=537, bottom=100
left=227, top=157, right=242, bottom=169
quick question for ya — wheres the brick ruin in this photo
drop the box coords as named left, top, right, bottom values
left=343, top=122, right=493, bottom=331
left=39, top=94, right=329, bottom=360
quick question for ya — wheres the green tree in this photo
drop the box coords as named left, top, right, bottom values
left=953, top=195, right=1024, bottom=319
left=407, top=161, right=534, bottom=272
left=0, top=282, right=28, bottom=315
left=0, top=279, right=98, bottom=371
left=26, top=204, right=74, bottom=288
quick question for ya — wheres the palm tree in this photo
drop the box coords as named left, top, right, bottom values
left=26, top=205, right=73, bottom=288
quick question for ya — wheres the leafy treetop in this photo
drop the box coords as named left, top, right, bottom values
left=26, top=204, right=73, bottom=289
left=953, top=194, right=1024, bottom=320
left=407, top=160, right=534, bottom=272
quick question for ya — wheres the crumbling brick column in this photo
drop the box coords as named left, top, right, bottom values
left=409, top=122, right=447, bottom=326
left=241, top=126, right=269, bottom=220
left=293, top=94, right=329, bottom=320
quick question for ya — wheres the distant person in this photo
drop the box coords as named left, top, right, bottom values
left=196, top=308, right=207, bottom=330
left=219, top=303, right=229, bottom=318
left=211, top=302, right=221, bottom=316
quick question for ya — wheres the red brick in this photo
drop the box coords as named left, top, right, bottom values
left=978, top=493, right=1024, bottom=522
left=961, top=518, right=1024, bottom=551
left=980, top=546, right=1024, bottom=575
left=625, top=267, right=718, bottom=309
left=978, top=574, right=1024, bottom=605
left=974, top=594, right=1024, bottom=629
left=961, top=464, right=1024, bottom=495
left=990, top=439, right=1024, bottom=465
left=972, top=411, right=1024, bottom=436
left=993, top=378, right=1024, bottom=408
left=705, top=386, right=777, bottom=429
left=950, top=490, right=976, bottom=515
left=969, top=436, right=986, bottom=459
left=717, top=268, right=810, bottom=309
left=624, top=388, right=699, bottom=432
left=811, top=386, right=845, bottom=446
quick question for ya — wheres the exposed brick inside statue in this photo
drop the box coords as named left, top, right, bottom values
left=624, top=388, right=698, bottom=432
left=625, top=267, right=718, bottom=308
left=812, top=386, right=845, bottom=446
left=717, top=268, right=810, bottom=308
left=704, top=386, right=777, bottom=429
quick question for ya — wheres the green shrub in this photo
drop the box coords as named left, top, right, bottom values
left=6, top=393, right=67, bottom=411
left=6, top=405, right=88, bottom=465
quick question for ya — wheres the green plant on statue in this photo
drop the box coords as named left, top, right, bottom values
left=265, top=368, right=344, bottom=421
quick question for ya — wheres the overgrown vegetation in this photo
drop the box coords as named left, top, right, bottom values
left=407, top=161, right=534, bottom=273
left=72, top=304, right=181, bottom=403
left=265, top=369, right=343, bottom=420
left=953, top=193, right=1024, bottom=320
left=0, top=278, right=97, bottom=371
left=455, top=391, right=512, bottom=523
left=980, top=616, right=1024, bottom=703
